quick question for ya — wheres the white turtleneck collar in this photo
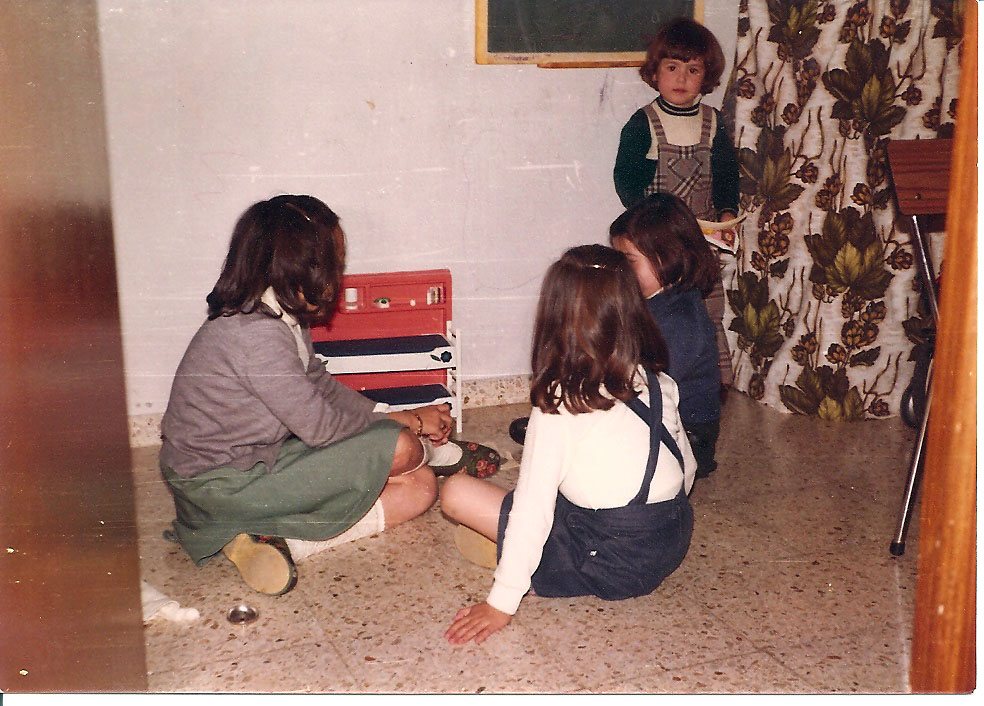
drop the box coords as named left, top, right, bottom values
left=260, top=287, right=309, bottom=367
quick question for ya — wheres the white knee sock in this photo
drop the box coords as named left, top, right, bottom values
left=285, top=499, right=386, bottom=562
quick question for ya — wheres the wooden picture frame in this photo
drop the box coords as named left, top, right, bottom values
left=476, top=0, right=703, bottom=68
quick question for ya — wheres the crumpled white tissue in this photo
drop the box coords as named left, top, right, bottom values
left=141, top=580, right=200, bottom=624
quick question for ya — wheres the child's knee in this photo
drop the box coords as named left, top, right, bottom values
left=391, top=429, right=425, bottom=475
left=380, top=466, right=438, bottom=528
left=438, top=473, right=468, bottom=520
left=405, top=467, right=439, bottom=514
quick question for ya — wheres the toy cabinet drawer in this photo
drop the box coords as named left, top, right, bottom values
left=360, top=383, right=456, bottom=411
left=313, top=333, right=455, bottom=375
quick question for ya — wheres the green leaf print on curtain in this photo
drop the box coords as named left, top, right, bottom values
left=725, top=0, right=962, bottom=420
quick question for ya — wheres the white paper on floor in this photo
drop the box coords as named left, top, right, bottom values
left=141, top=580, right=200, bottom=624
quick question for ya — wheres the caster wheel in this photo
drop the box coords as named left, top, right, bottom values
left=900, top=385, right=918, bottom=429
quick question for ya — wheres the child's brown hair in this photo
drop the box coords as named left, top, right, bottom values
left=609, top=192, right=720, bottom=297
left=207, top=194, right=346, bottom=324
left=530, top=244, right=668, bottom=415
left=640, top=18, right=725, bottom=95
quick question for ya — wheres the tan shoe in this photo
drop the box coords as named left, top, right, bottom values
left=222, top=533, right=297, bottom=596
left=453, top=525, right=498, bottom=569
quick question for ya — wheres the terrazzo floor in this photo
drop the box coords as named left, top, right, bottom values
left=134, top=391, right=920, bottom=694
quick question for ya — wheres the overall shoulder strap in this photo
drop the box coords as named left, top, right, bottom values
left=625, top=371, right=683, bottom=504
left=643, top=102, right=668, bottom=145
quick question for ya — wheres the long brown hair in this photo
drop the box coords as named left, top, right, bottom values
left=206, top=194, right=345, bottom=324
left=530, top=244, right=668, bottom=414
left=609, top=192, right=719, bottom=296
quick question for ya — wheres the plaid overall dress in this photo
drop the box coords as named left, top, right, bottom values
left=643, top=101, right=733, bottom=386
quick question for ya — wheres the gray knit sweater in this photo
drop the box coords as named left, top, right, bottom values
left=160, top=310, right=387, bottom=478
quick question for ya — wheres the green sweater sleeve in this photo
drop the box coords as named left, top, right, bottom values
left=613, top=109, right=657, bottom=208
left=710, top=109, right=740, bottom=217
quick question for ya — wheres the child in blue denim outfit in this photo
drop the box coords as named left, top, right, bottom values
left=611, top=193, right=721, bottom=479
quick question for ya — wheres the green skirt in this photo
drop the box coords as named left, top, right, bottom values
left=161, top=420, right=401, bottom=564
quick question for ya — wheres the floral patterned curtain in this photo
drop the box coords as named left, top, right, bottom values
left=724, top=0, right=964, bottom=420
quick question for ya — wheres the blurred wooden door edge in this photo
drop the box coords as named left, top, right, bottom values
left=910, top=0, right=977, bottom=694
left=0, top=1, right=148, bottom=692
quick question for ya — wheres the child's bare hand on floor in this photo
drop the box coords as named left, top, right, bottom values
left=445, top=602, right=511, bottom=644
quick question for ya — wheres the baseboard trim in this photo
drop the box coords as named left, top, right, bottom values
left=128, top=374, right=532, bottom=448
left=460, top=374, right=531, bottom=410
left=129, top=412, right=164, bottom=450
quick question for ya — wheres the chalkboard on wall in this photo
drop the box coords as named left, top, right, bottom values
left=476, top=0, right=702, bottom=67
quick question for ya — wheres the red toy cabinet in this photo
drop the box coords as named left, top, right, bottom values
left=309, top=269, right=462, bottom=432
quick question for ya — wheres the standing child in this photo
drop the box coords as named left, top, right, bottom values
left=441, top=245, right=696, bottom=645
left=159, top=194, right=497, bottom=596
left=613, top=17, right=739, bottom=392
left=611, top=193, right=721, bottom=480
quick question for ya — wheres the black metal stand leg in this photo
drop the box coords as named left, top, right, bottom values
left=910, top=215, right=940, bottom=322
left=889, top=216, right=939, bottom=556
left=890, top=365, right=933, bottom=556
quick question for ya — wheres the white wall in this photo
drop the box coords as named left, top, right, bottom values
left=99, top=0, right=738, bottom=417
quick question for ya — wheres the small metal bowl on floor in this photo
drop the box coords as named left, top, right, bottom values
left=226, top=604, right=258, bottom=625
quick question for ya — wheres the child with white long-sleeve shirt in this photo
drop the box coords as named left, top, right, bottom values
left=441, top=244, right=696, bottom=644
